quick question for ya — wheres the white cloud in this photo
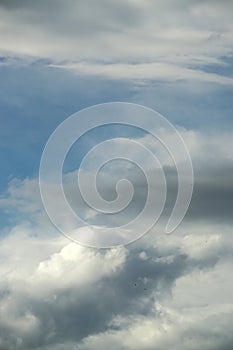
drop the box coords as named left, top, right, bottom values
left=49, top=61, right=233, bottom=84
left=0, top=208, right=233, bottom=350
left=0, top=0, right=232, bottom=82
left=78, top=248, right=233, bottom=350
left=0, top=125, right=233, bottom=349
left=0, top=228, right=128, bottom=349
left=0, top=221, right=233, bottom=350
left=0, top=1, right=232, bottom=348
left=35, top=242, right=127, bottom=293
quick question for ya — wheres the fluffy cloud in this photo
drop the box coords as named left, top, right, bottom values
left=0, top=127, right=233, bottom=349
left=0, top=223, right=233, bottom=350
left=0, top=232, right=127, bottom=349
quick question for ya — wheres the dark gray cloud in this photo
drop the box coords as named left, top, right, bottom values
left=164, top=162, right=233, bottom=223
left=1, top=129, right=233, bottom=231
left=0, top=0, right=33, bottom=9
left=62, top=159, right=233, bottom=228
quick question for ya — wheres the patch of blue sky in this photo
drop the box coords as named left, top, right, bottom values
left=195, top=55, right=233, bottom=77
left=0, top=58, right=233, bottom=192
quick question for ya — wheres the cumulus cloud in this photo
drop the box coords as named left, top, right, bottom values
left=0, top=221, right=233, bottom=350
left=0, top=232, right=128, bottom=349
left=0, top=127, right=232, bottom=349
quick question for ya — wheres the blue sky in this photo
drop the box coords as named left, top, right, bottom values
left=0, top=59, right=232, bottom=191
left=0, top=1, right=233, bottom=349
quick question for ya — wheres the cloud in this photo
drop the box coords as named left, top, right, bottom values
left=0, top=2, right=232, bottom=348
left=79, top=306, right=233, bottom=350
left=1, top=128, right=233, bottom=234
left=49, top=61, right=233, bottom=84
left=0, top=0, right=232, bottom=82
left=0, top=232, right=128, bottom=349
left=0, top=221, right=233, bottom=350
left=0, top=127, right=232, bottom=349
left=52, top=127, right=233, bottom=228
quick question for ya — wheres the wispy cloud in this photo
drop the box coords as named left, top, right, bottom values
left=0, top=0, right=232, bottom=81
left=49, top=61, right=233, bottom=84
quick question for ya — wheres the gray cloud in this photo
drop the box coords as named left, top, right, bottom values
left=60, top=129, right=233, bottom=227
left=1, top=155, right=233, bottom=349
left=1, top=129, right=232, bottom=230
left=0, top=0, right=232, bottom=82
left=0, top=1, right=232, bottom=347
left=0, top=226, right=232, bottom=350
left=0, top=142, right=232, bottom=348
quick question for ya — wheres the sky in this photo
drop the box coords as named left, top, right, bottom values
left=0, top=0, right=233, bottom=349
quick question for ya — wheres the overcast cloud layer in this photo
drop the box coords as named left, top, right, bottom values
left=0, top=0, right=233, bottom=82
left=0, top=0, right=233, bottom=349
